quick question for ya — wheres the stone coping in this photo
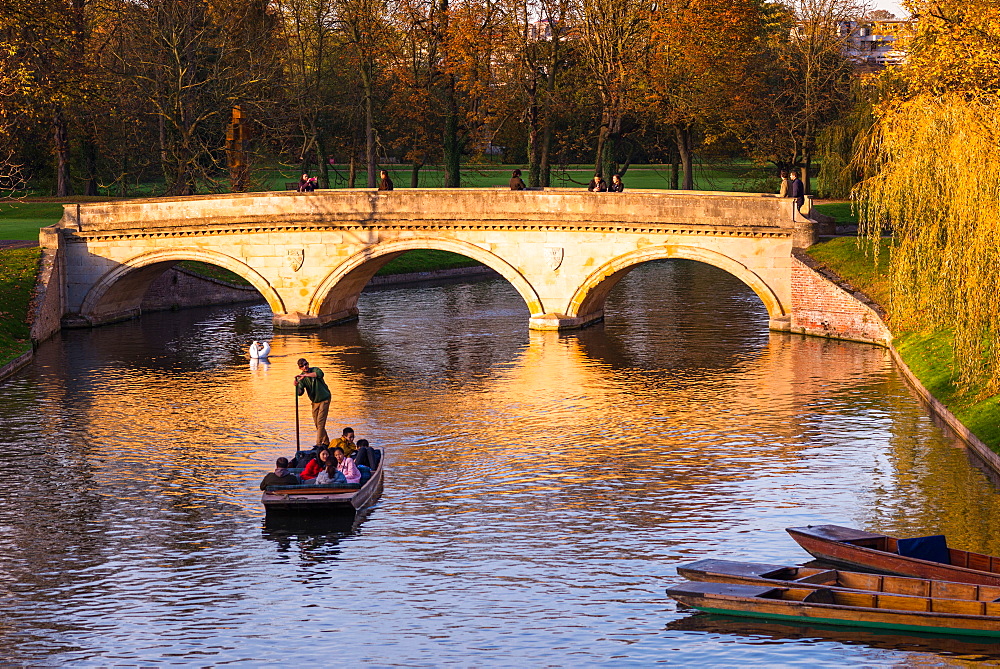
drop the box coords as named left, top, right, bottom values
left=0, top=350, right=32, bottom=386
left=60, top=188, right=808, bottom=234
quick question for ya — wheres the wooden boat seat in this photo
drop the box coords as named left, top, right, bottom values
left=802, top=588, right=836, bottom=604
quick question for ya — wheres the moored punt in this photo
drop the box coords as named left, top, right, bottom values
left=677, top=559, right=1000, bottom=602
left=787, top=525, right=1000, bottom=586
left=261, top=449, right=385, bottom=514
left=666, top=581, right=1000, bottom=638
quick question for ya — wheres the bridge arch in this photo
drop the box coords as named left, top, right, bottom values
left=308, top=238, right=544, bottom=323
left=80, top=248, right=285, bottom=325
left=567, top=245, right=788, bottom=323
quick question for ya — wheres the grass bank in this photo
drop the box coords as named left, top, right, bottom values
left=805, top=237, right=1000, bottom=452
left=0, top=247, right=41, bottom=368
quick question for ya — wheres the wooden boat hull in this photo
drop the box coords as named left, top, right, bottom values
left=261, top=454, right=384, bottom=514
left=787, top=525, right=1000, bottom=586
left=667, top=581, right=1000, bottom=638
left=677, top=558, right=1000, bottom=601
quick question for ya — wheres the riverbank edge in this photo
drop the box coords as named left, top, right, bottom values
left=797, top=247, right=1000, bottom=478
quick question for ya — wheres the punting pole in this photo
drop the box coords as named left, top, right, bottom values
left=294, top=383, right=301, bottom=458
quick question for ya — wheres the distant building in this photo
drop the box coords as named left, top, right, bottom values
left=838, top=19, right=915, bottom=67
left=528, top=19, right=554, bottom=42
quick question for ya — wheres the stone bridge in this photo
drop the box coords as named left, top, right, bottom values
left=43, top=188, right=817, bottom=332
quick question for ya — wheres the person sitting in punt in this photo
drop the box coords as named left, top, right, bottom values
left=299, top=447, right=331, bottom=482
left=353, top=438, right=380, bottom=471
left=259, top=457, right=300, bottom=490
left=332, top=446, right=362, bottom=484
left=332, top=427, right=357, bottom=458
left=314, top=459, right=346, bottom=485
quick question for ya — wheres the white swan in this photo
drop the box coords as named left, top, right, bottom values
left=249, top=340, right=271, bottom=359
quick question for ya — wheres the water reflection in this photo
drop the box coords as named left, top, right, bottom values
left=0, top=260, right=998, bottom=664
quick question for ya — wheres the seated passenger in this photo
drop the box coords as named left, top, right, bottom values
left=332, top=427, right=357, bottom=458
left=299, top=448, right=331, bottom=481
left=354, top=438, right=380, bottom=471
left=259, top=457, right=300, bottom=490
left=332, top=446, right=362, bottom=484
left=315, top=460, right=347, bottom=485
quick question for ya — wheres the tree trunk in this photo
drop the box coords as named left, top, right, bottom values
left=674, top=126, right=695, bottom=190
left=53, top=111, right=72, bottom=197
left=526, top=79, right=540, bottom=188
left=410, top=160, right=422, bottom=188
left=443, top=78, right=461, bottom=188
left=315, top=138, right=329, bottom=189
left=362, top=69, right=377, bottom=188
left=671, top=152, right=680, bottom=190
left=802, top=152, right=812, bottom=196
left=348, top=154, right=357, bottom=189
left=540, top=124, right=553, bottom=188
left=82, top=135, right=99, bottom=196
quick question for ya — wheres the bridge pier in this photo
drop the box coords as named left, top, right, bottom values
left=528, top=311, right=605, bottom=331
left=273, top=309, right=359, bottom=329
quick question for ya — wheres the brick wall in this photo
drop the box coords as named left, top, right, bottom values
left=790, top=251, right=892, bottom=346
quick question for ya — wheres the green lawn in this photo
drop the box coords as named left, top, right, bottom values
left=813, top=201, right=857, bottom=224
left=0, top=202, right=67, bottom=241
left=805, top=237, right=1000, bottom=452
left=0, top=247, right=41, bottom=368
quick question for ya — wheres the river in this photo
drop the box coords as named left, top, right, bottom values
left=1, top=259, right=999, bottom=666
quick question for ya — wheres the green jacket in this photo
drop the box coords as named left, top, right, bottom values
left=296, top=367, right=332, bottom=403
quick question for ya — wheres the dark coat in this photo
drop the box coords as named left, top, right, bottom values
left=789, top=178, right=804, bottom=206
left=509, top=176, right=526, bottom=191
left=378, top=176, right=394, bottom=191
left=610, top=181, right=624, bottom=193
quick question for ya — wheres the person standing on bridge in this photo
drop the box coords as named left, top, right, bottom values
left=610, top=174, right=624, bottom=192
left=295, top=358, right=332, bottom=448
left=788, top=170, right=805, bottom=213
left=509, top=169, right=526, bottom=190
left=378, top=170, right=394, bottom=191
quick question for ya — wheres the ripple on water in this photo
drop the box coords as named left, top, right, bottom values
left=0, top=261, right=999, bottom=665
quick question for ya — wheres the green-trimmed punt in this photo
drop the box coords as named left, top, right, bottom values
left=689, top=606, right=1000, bottom=639
left=667, top=581, right=1000, bottom=639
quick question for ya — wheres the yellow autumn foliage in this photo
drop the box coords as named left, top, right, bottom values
left=856, top=2, right=1000, bottom=394
left=902, top=0, right=1000, bottom=95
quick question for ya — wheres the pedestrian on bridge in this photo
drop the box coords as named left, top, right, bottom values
left=295, top=358, right=332, bottom=448
left=788, top=170, right=805, bottom=213
left=509, top=169, right=526, bottom=191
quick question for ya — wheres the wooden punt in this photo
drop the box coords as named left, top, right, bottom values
left=787, top=525, right=1000, bottom=586
left=666, top=581, right=1000, bottom=638
left=677, top=558, right=1000, bottom=602
left=261, top=450, right=385, bottom=514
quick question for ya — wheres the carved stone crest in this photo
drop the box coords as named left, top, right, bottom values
left=287, top=249, right=304, bottom=272
left=544, top=245, right=564, bottom=272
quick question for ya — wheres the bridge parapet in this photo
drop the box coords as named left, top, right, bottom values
left=59, top=188, right=811, bottom=242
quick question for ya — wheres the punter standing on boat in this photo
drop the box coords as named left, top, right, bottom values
left=295, top=358, right=332, bottom=448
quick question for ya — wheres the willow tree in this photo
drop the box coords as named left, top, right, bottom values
left=857, top=95, right=1000, bottom=393
left=855, top=1, right=1000, bottom=394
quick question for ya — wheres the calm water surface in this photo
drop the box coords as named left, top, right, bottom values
left=2, top=260, right=1000, bottom=666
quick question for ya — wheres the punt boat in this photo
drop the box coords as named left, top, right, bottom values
left=787, top=525, right=1000, bottom=586
left=677, top=558, right=1000, bottom=602
left=666, top=581, right=1000, bottom=638
left=261, top=449, right=385, bottom=515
